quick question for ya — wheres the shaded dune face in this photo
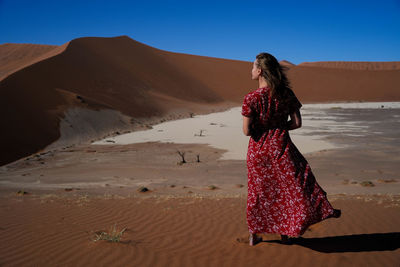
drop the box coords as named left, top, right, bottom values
left=1, top=35, right=400, bottom=166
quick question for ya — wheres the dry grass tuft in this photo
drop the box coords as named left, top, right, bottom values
left=208, top=185, right=218, bottom=190
left=16, top=190, right=29, bottom=196
left=360, top=181, right=375, bottom=187
left=91, top=224, right=126, bottom=243
left=137, top=186, right=149, bottom=192
left=377, top=178, right=397, bottom=183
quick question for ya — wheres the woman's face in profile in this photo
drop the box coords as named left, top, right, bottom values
left=251, top=60, right=261, bottom=80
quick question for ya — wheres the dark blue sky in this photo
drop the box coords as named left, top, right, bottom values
left=1, top=0, right=399, bottom=64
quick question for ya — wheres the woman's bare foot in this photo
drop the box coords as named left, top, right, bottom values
left=332, top=209, right=341, bottom=218
left=249, top=233, right=262, bottom=246
left=327, top=209, right=342, bottom=219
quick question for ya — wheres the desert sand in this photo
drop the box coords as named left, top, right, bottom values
left=0, top=193, right=399, bottom=267
left=1, top=102, right=399, bottom=266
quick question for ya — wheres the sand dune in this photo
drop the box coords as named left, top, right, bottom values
left=0, top=36, right=254, bottom=166
left=1, top=35, right=400, bottom=166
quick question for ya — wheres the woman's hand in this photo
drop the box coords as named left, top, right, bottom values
left=287, top=109, right=302, bottom=130
left=243, top=116, right=253, bottom=136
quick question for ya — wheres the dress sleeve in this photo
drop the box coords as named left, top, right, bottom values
left=287, top=90, right=302, bottom=114
left=241, top=93, right=256, bottom=117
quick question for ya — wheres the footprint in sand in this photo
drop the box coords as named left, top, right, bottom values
left=377, top=178, right=397, bottom=183
left=236, top=237, right=249, bottom=244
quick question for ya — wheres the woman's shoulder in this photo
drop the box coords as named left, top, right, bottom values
left=244, top=87, right=267, bottom=98
left=243, top=89, right=261, bottom=105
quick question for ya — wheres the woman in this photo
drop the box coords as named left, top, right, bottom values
left=242, top=52, right=341, bottom=246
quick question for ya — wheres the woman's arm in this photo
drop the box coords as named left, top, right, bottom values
left=242, top=116, right=253, bottom=136
left=287, top=109, right=302, bottom=130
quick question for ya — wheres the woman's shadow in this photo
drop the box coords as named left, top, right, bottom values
left=264, top=232, right=400, bottom=253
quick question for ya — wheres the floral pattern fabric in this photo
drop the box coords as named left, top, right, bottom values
left=242, top=86, right=336, bottom=237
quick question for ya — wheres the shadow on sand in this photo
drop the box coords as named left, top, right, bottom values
left=265, top=232, right=400, bottom=253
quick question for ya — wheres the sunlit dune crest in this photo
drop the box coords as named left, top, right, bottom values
left=279, top=60, right=296, bottom=67
left=298, top=61, right=400, bottom=70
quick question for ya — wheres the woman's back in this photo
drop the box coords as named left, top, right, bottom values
left=242, top=86, right=302, bottom=141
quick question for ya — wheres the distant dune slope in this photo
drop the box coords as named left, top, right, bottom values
left=288, top=66, right=400, bottom=102
left=1, top=35, right=399, bottom=166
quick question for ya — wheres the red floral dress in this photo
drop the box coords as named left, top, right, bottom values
left=242, top=86, right=337, bottom=237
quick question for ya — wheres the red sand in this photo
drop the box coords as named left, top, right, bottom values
left=0, top=193, right=399, bottom=267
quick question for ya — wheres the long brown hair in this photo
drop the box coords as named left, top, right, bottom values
left=255, top=52, right=291, bottom=99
